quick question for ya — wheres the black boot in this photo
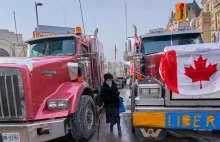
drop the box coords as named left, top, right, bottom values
left=117, top=125, right=122, bottom=135
left=110, top=123, right=114, bottom=132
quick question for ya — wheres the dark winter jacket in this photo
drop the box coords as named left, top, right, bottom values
left=99, top=81, right=120, bottom=108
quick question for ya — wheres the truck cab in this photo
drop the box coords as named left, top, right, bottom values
left=0, top=27, right=104, bottom=142
left=105, top=62, right=126, bottom=89
left=124, top=26, right=220, bottom=141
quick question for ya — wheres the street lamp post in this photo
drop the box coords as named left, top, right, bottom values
left=35, top=2, right=43, bottom=32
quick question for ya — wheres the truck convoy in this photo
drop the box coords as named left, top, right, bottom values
left=0, top=27, right=105, bottom=142
left=105, top=62, right=127, bottom=88
left=124, top=25, right=220, bottom=141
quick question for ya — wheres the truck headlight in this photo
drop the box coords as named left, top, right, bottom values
left=47, top=100, right=68, bottom=109
left=140, top=88, right=160, bottom=95
left=140, top=88, right=150, bottom=95
left=150, top=88, right=159, bottom=95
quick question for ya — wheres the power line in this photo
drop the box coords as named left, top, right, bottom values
left=78, top=0, right=85, bottom=35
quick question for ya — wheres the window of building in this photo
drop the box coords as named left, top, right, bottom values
left=206, top=4, right=210, bottom=12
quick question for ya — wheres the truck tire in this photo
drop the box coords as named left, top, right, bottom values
left=131, top=86, right=136, bottom=133
left=69, top=95, right=96, bottom=140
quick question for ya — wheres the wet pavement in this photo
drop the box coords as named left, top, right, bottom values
left=50, top=84, right=220, bottom=142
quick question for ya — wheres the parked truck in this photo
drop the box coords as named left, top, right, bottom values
left=124, top=24, right=220, bottom=141
left=105, top=62, right=127, bottom=88
left=0, top=26, right=105, bottom=142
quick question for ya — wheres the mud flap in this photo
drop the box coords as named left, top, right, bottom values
left=135, top=127, right=167, bottom=141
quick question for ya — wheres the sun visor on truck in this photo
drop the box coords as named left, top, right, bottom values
left=160, top=43, right=220, bottom=96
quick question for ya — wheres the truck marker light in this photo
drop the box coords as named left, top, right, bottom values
left=75, top=26, right=82, bottom=33
left=137, top=74, right=143, bottom=81
left=78, top=76, right=83, bottom=82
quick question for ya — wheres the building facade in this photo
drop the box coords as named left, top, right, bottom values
left=0, top=29, right=26, bottom=57
left=194, top=11, right=211, bottom=43
left=195, top=0, right=220, bottom=43
left=167, top=0, right=201, bottom=31
left=210, top=0, right=220, bottom=42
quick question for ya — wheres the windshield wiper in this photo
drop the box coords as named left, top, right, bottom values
left=36, top=42, right=46, bottom=56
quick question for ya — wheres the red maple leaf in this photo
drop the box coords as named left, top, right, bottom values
left=184, top=55, right=218, bottom=89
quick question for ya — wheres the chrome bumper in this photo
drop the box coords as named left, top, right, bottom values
left=0, top=118, right=67, bottom=142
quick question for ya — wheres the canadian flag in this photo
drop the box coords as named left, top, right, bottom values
left=159, top=43, right=220, bottom=95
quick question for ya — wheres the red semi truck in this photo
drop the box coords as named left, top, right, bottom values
left=124, top=25, right=220, bottom=141
left=0, top=27, right=105, bottom=142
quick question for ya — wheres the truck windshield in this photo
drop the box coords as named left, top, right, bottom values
left=28, top=37, right=76, bottom=56
left=141, top=33, right=202, bottom=55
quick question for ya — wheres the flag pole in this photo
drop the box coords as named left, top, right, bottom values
left=114, top=44, right=117, bottom=63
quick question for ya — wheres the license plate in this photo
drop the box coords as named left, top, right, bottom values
left=1, top=133, right=20, bottom=142
left=166, top=112, right=220, bottom=130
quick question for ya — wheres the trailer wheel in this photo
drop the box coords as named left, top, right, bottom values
left=69, top=95, right=96, bottom=140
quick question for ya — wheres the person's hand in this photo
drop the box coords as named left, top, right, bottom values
left=101, top=103, right=104, bottom=109
left=97, top=104, right=104, bottom=111
left=97, top=106, right=101, bottom=112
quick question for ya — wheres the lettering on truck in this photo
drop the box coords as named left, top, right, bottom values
left=166, top=112, right=219, bottom=130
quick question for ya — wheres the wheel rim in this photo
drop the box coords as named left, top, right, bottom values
left=85, top=104, right=94, bottom=129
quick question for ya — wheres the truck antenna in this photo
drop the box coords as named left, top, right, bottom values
left=13, top=11, right=19, bottom=57
left=78, top=0, right=86, bottom=35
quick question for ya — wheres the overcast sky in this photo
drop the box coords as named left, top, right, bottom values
left=0, top=0, right=201, bottom=62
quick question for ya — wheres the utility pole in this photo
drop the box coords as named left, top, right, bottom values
left=78, top=0, right=85, bottom=35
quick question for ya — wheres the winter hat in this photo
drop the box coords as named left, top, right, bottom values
left=104, top=73, right=113, bottom=81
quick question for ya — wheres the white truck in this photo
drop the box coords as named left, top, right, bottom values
left=105, top=62, right=127, bottom=88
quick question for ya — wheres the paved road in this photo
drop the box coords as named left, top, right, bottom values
left=49, top=85, right=220, bottom=142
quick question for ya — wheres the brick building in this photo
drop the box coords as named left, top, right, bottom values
left=0, top=29, right=26, bottom=57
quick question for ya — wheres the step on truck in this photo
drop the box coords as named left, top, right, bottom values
left=0, top=26, right=105, bottom=142
left=124, top=25, right=220, bottom=141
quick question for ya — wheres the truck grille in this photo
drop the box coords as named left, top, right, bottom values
left=0, top=68, right=25, bottom=119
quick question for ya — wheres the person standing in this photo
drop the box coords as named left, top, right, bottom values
left=99, top=73, right=121, bottom=135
